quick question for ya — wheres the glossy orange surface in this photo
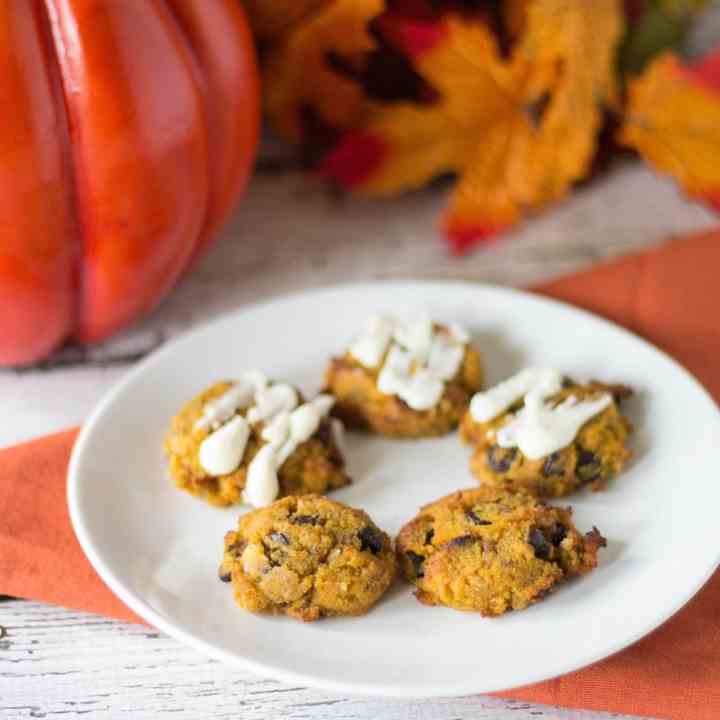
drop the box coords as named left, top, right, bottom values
left=0, top=0, right=259, bottom=365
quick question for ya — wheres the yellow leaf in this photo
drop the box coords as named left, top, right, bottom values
left=618, top=50, right=720, bottom=210
left=349, top=18, right=515, bottom=194
left=264, top=0, right=383, bottom=142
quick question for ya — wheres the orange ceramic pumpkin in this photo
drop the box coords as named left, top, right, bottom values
left=0, top=0, right=259, bottom=366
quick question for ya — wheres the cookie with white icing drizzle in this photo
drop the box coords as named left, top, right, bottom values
left=460, top=370, right=633, bottom=497
left=164, top=373, right=349, bottom=507
left=324, top=314, right=483, bottom=438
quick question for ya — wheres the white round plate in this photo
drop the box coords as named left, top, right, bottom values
left=68, top=282, right=720, bottom=698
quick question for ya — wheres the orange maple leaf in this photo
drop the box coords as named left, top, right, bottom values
left=321, top=0, right=624, bottom=253
left=618, top=49, right=720, bottom=212
left=264, top=0, right=384, bottom=144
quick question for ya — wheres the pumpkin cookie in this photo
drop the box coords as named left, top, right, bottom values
left=324, top=314, right=483, bottom=438
left=460, top=369, right=632, bottom=497
left=164, top=373, right=349, bottom=507
left=396, top=487, right=606, bottom=616
left=220, top=495, right=397, bottom=621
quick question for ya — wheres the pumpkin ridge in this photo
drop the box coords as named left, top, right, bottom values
left=153, top=0, right=212, bottom=265
left=38, top=0, right=85, bottom=355
left=0, top=4, right=75, bottom=365
left=43, top=0, right=209, bottom=344
left=164, top=0, right=260, bottom=267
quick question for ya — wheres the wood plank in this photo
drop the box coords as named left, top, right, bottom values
left=0, top=600, right=649, bottom=720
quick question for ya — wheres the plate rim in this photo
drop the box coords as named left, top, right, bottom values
left=67, top=279, right=720, bottom=698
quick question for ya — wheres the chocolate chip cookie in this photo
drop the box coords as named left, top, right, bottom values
left=165, top=378, right=349, bottom=506
left=460, top=381, right=633, bottom=496
left=220, top=495, right=397, bottom=621
left=324, top=315, right=483, bottom=438
left=396, top=487, right=606, bottom=616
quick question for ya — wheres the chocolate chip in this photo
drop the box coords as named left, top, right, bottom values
left=466, top=509, right=491, bottom=525
left=577, top=449, right=602, bottom=482
left=486, top=445, right=517, bottom=473
left=199, top=476, right=220, bottom=492
left=550, top=523, right=567, bottom=546
left=218, top=569, right=232, bottom=583
left=528, top=528, right=552, bottom=560
left=315, top=420, right=332, bottom=446
left=577, top=449, right=598, bottom=466
left=591, top=382, right=634, bottom=403
left=314, top=420, right=345, bottom=465
left=446, top=534, right=476, bottom=549
left=424, top=528, right=435, bottom=545
left=406, top=551, right=425, bottom=578
left=608, top=384, right=634, bottom=403
left=291, top=515, right=319, bottom=525
left=358, top=526, right=384, bottom=555
left=268, top=532, right=289, bottom=545
left=543, top=452, right=566, bottom=477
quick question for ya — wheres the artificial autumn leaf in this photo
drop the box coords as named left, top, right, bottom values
left=618, top=49, right=720, bottom=211
left=502, top=0, right=531, bottom=43
left=262, top=0, right=533, bottom=150
left=242, top=0, right=331, bottom=42
left=385, top=0, right=530, bottom=55
left=321, top=1, right=624, bottom=253
left=263, top=0, right=384, bottom=144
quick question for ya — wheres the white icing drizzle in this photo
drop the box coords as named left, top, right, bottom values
left=378, top=346, right=445, bottom=411
left=197, top=416, right=250, bottom=476
left=194, top=373, right=265, bottom=431
left=196, top=373, right=336, bottom=507
left=427, top=332, right=465, bottom=380
left=348, top=315, right=394, bottom=368
left=496, top=390, right=612, bottom=460
left=242, top=370, right=270, bottom=393
left=243, top=394, right=335, bottom=507
left=260, top=411, right=290, bottom=447
left=350, top=314, right=469, bottom=411
left=246, top=383, right=298, bottom=424
left=470, top=368, right=563, bottom=422
left=393, top=313, right=434, bottom=364
left=312, top=393, right=335, bottom=417
left=242, top=444, right=279, bottom=508
left=282, top=406, right=319, bottom=463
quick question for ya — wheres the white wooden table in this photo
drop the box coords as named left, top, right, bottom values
left=1, top=158, right=715, bottom=719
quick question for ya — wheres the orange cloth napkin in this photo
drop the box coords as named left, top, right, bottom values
left=2, top=229, right=720, bottom=719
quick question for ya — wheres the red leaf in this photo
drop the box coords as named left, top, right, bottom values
left=376, top=14, right=448, bottom=58
left=445, top=218, right=509, bottom=255
left=320, top=131, right=389, bottom=188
